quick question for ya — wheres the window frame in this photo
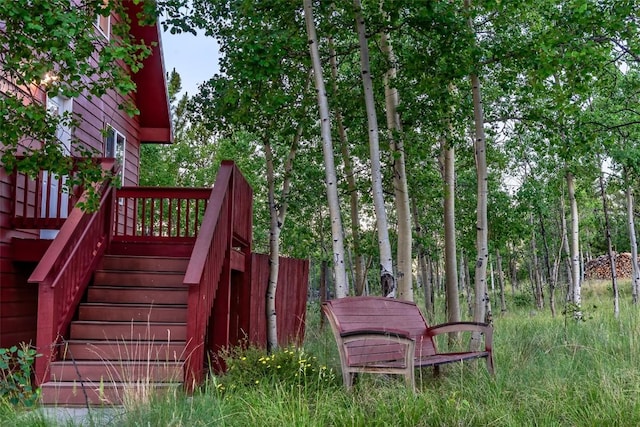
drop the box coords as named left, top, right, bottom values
left=105, top=125, right=126, bottom=186
left=95, top=1, right=111, bottom=40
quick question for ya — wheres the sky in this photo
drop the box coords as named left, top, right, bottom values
left=160, top=29, right=220, bottom=96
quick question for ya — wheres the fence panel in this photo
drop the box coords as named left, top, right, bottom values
left=249, top=253, right=309, bottom=347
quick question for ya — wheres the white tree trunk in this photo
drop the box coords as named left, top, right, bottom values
left=411, top=199, right=433, bottom=316
left=329, top=37, right=366, bottom=296
left=380, top=31, right=411, bottom=301
left=303, top=0, right=348, bottom=298
left=470, top=71, right=491, bottom=334
left=465, top=1, right=490, bottom=352
left=496, top=249, right=507, bottom=314
left=599, top=168, right=619, bottom=317
left=567, top=171, right=581, bottom=309
left=265, top=127, right=301, bottom=351
left=442, top=141, right=460, bottom=324
left=530, top=214, right=544, bottom=310
left=560, top=191, right=574, bottom=301
left=265, top=141, right=280, bottom=351
left=627, top=181, right=640, bottom=305
left=380, top=30, right=412, bottom=301
left=353, top=0, right=395, bottom=296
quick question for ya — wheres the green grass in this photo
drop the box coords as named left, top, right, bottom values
left=4, top=280, right=640, bottom=426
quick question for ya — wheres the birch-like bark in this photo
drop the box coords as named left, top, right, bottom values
left=567, top=171, right=582, bottom=310
left=530, top=214, right=544, bottom=310
left=319, top=259, right=327, bottom=329
left=411, top=200, right=433, bottom=316
left=627, top=175, right=640, bottom=305
left=496, top=250, right=507, bottom=314
left=328, top=37, right=366, bottom=296
left=420, top=254, right=432, bottom=315
left=599, top=168, right=619, bottom=317
left=552, top=233, right=564, bottom=315
left=381, top=30, right=412, bottom=301
left=463, top=251, right=473, bottom=317
left=465, top=1, right=491, bottom=351
left=538, top=210, right=555, bottom=316
left=508, top=243, right=518, bottom=295
left=560, top=191, right=574, bottom=301
left=353, top=0, right=395, bottom=296
left=490, top=255, right=495, bottom=294
left=303, top=0, right=348, bottom=298
left=442, top=140, right=460, bottom=324
left=265, top=125, right=301, bottom=351
left=470, top=71, right=491, bottom=341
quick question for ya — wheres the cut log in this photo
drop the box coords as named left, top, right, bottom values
left=584, top=253, right=640, bottom=280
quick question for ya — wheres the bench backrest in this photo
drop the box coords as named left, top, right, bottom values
left=322, top=297, right=438, bottom=361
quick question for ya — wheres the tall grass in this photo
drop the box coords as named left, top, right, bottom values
left=4, top=280, right=640, bottom=426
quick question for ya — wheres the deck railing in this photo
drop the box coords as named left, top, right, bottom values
left=10, top=158, right=89, bottom=229
left=30, top=160, right=117, bottom=384
left=183, top=161, right=252, bottom=388
left=113, top=187, right=212, bottom=240
left=18, top=159, right=256, bottom=388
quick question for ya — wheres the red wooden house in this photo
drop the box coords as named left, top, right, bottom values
left=0, top=2, right=308, bottom=406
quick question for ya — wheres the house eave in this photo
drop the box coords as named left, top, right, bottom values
left=127, top=1, right=174, bottom=145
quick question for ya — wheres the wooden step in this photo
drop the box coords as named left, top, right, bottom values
left=108, top=240, right=194, bottom=258
left=69, top=321, right=187, bottom=341
left=87, top=287, right=188, bottom=305
left=49, top=360, right=184, bottom=382
left=39, top=381, right=181, bottom=406
left=93, top=270, right=185, bottom=288
left=100, top=255, right=189, bottom=272
left=42, top=253, right=194, bottom=406
left=61, top=340, right=187, bottom=361
left=78, top=303, right=187, bottom=322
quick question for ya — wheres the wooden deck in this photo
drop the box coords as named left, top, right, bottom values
left=4, top=160, right=309, bottom=404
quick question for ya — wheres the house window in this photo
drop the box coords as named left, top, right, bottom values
left=105, top=126, right=126, bottom=185
left=95, top=1, right=110, bottom=39
left=46, top=94, right=73, bottom=152
left=40, top=94, right=73, bottom=239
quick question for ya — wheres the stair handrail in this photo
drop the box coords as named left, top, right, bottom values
left=30, top=159, right=117, bottom=384
left=183, top=161, right=237, bottom=388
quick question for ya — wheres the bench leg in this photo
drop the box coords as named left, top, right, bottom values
left=405, top=370, right=416, bottom=392
left=343, top=371, right=356, bottom=391
left=486, top=354, right=495, bottom=376
left=433, top=365, right=440, bottom=378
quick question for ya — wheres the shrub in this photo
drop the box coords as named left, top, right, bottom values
left=211, top=345, right=337, bottom=393
left=0, top=343, right=40, bottom=407
left=512, top=292, right=532, bottom=308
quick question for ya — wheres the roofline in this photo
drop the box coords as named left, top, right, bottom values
left=127, top=1, right=173, bottom=144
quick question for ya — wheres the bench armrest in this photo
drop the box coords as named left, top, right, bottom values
left=427, top=322, right=493, bottom=350
left=339, top=329, right=416, bottom=369
left=340, top=328, right=411, bottom=340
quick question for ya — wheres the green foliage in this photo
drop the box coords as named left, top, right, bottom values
left=1, top=0, right=153, bottom=208
left=0, top=343, right=40, bottom=407
left=511, top=292, right=533, bottom=308
left=152, top=1, right=640, bottom=304
left=212, top=345, right=338, bottom=393
left=22, top=289, right=635, bottom=426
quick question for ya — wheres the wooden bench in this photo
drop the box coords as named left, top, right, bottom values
left=322, top=296, right=494, bottom=391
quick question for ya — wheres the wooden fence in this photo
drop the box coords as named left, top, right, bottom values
left=249, top=253, right=309, bottom=347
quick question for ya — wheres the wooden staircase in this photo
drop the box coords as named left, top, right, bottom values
left=39, top=254, right=190, bottom=406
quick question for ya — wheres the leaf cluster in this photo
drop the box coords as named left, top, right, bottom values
left=212, top=344, right=338, bottom=393
left=0, top=343, right=40, bottom=408
left=1, top=0, right=153, bottom=207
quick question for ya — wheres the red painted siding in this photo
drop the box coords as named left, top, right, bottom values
left=0, top=3, right=171, bottom=349
left=0, top=263, right=38, bottom=348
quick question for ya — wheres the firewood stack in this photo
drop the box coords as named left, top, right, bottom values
left=584, top=253, right=640, bottom=280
